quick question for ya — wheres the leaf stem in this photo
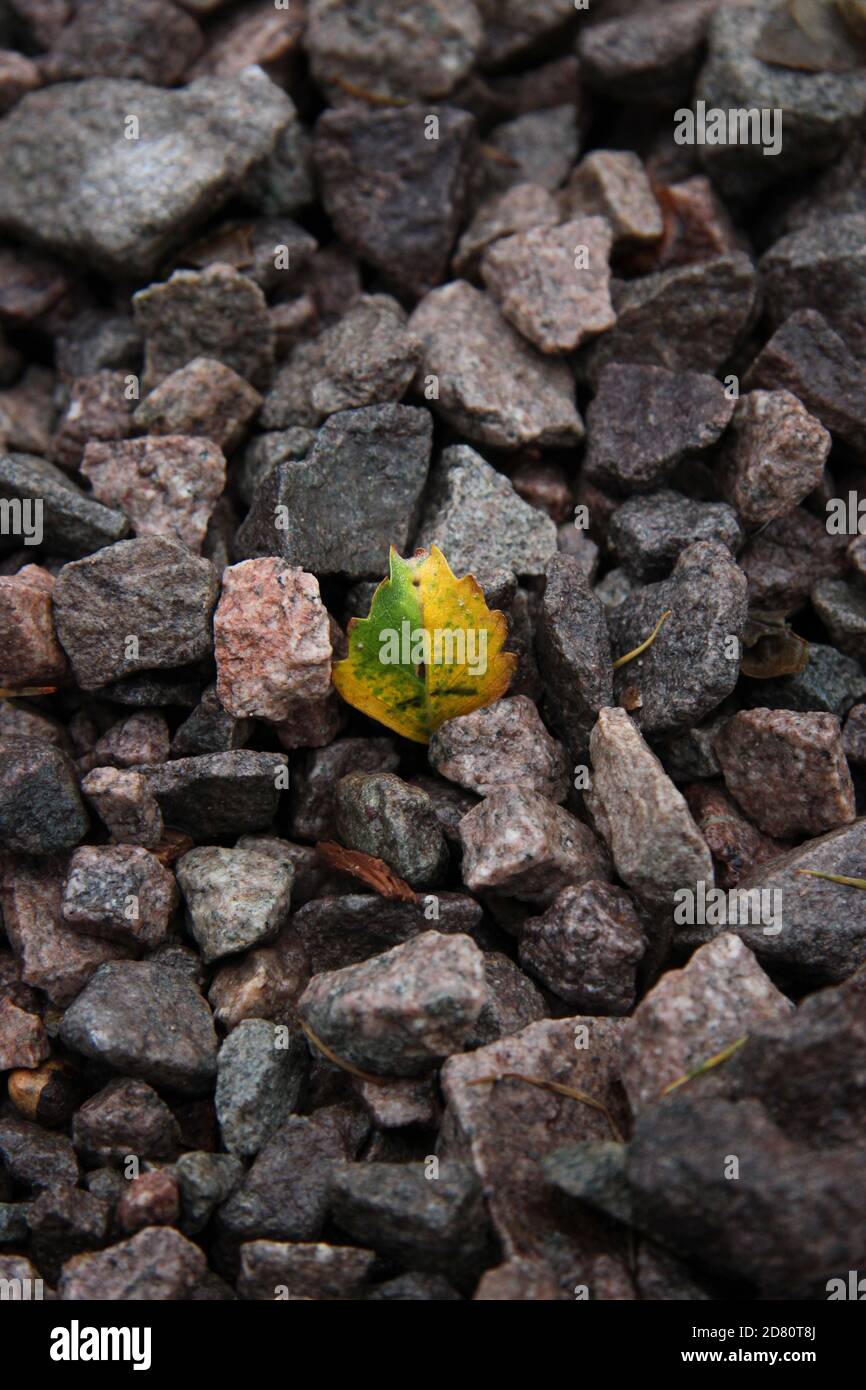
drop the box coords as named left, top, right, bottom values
left=796, top=868, right=866, bottom=889
left=467, top=1072, right=624, bottom=1143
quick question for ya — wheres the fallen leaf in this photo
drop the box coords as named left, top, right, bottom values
left=332, top=545, right=517, bottom=743
left=316, top=840, right=420, bottom=902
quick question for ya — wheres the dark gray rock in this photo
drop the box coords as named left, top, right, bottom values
left=141, top=751, right=287, bottom=839
left=519, top=881, right=645, bottom=1014
left=583, top=365, right=735, bottom=494
left=609, top=491, right=743, bottom=582
left=217, top=1108, right=358, bottom=1243
left=61, top=844, right=177, bottom=950
left=60, top=960, right=218, bottom=1095
left=0, top=738, right=88, bottom=854
left=235, top=404, right=432, bottom=578
left=335, top=772, right=449, bottom=890
left=536, top=554, right=613, bottom=758
left=0, top=1112, right=79, bottom=1189
left=175, top=1151, right=243, bottom=1235
left=216, top=1019, right=307, bottom=1158
left=696, top=4, right=866, bottom=198
left=292, top=893, right=484, bottom=975
left=331, top=1160, right=491, bottom=1279
left=414, top=444, right=557, bottom=587
left=0, top=451, right=128, bottom=558
left=744, top=309, right=866, bottom=459
left=581, top=255, right=758, bottom=387
left=0, top=70, right=292, bottom=278
left=72, top=1078, right=181, bottom=1165
left=238, top=1238, right=376, bottom=1301
left=289, top=737, right=400, bottom=842
left=314, top=104, right=475, bottom=298
left=53, top=537, right=219, bottom=691
left=608, top=541, right=748, bottom=736
left=761, top=215, right=866, bottom=363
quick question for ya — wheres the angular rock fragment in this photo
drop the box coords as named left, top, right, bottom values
left=560, top=151, right=663, bottom=248
left=50, top=371, right=136, bottom=472
left=739, top=509, right=847, bottom=614
left=0, top=994, right=49, bottom=1070
left=176, top=845, right=293, bottom=963
left=581, top=254, right=758, bottom=385
left=314, top=104, right=475, bottom=298
left=331, top=1161, right=491, bottom=1280
left=409, top=282, right=583, bottom=450
left=289, top=737, right=400, bottom=842
left=238, top=1239, right=375, bottom=1302
left=0, top=739, right=87, bottom=854
left=53, top=537, right=218, bottom=691
left=217, top=1108, right=358, bottom=1243
left=305, top=0, right=481, bottom=103
left=578, top=1, right=715, bottom=107
left=717, top=390, right=831, bottom=529
left=714, top=709, right=855, bottom=839
left=586, top=708, right=714, bottom=912
left=683, top=781, right=782, bottom=889
left=696, top=4, right=866, bottom=197
left=478, top=106, right=579, bottom=201
left=812, top=577, right=866, bottom=662
left=298, top=932, right=487, bottom=1077
left=0, top=1112, right=79, bottom=1189
left=459, top=787, right=609, bottom=906
left=607, top=542, right=748, bottom=736
left=335, top=773, right=448, bottom=890
left=133, top=357, right=261, bottom=455
left=170, top=685, right=251, bottom=760
left=454, top=182, right=559, bottom=278
left=0, top=71, right=292, bottom=278
left=308, top=294, right=421, bottom=418
left=620, top=934, right=793, bottom=1113
left=81, top=436, right=226, bottom=554
left=441, top=1016, right=626, bottom=1295
left=214, top=559, right=331, bottom=721
left=134, top=265, right=275, bottom=392
left=535, top=555, right=613, bottom=758
left=0, top=451, right=128, bottom=558
left=215, top=1018, right=306, bottom=1158
left=44, top=0, right=203, bottom=85
left=1, top=856, right=132, bottom=1007
left=208, top=927, right=310, bottom=1032
left=744, top=309, right=866, bottom=458
left=61, top=844, right=178, bottom=950
left=519, top=882, right=645, bottom=1015
left=0, top=566, right=67, bottom=687
left=583, top=363, right=735, bottom=493
left=291, top=893, right=483, bottom=976
left=235, top=404, right=432, bottom=578
left=58, top=1226, right=208, bottom=1301
left=80, top=766, right=163, bottom=848
left=429, top=696, right=569, bottom=802
left=481, top=217, right=615, bottom=354
left=174, top=1151, right=242, bottom=1236
left=59, top=960, right=218, bottom=1095
left=73, top=1078, right=181, bottom=1165
left=608, top=491, right=742, bottom=582
left=414, top=444, right=557, bottom=586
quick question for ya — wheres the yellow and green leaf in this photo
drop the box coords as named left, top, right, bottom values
left=332, top=545, right=517, bottom=743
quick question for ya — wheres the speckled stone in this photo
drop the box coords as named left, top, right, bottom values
left=717, top=390, right=831, bottom=528
left=335, top=773, right=448, bottom=890
left=61, top=844, right=178, bottom=950
left=584, top=363, right=735, bottom=493
left=481, top=217, right=615, bottom=354
left=714, top=709, right=855, bottom=839
left=519, top=881, right=645, bottom=1015
left=409, top=281, right=584, bottom=450
left=430, top=696, right=570, bottom=802
left=458, top=786, right=610, bottom=906
left=586, top=707, right=714, bottom=912
left=214, top=559, right=331, bottom=722
left=298, top=931, right=487, bottom=1077
left=620, top=933, right=793, bottom=1114
left=176, top=845, right=293, bottom=964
